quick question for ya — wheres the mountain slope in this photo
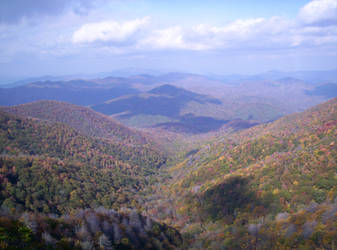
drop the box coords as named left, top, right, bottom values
left=0, top=110, right=166, bottom=214
left=145, top=97, right=337, bottom=249
left=1, top=100, right=150, bottom=145
left=0, top=80, right=139, bottom=106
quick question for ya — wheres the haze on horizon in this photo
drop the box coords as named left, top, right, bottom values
left=0, top=0, right=336, bottom=79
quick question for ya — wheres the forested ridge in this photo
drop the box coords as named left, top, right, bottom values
left=143, top=97, right=337, bottom=249
left=0, top=109, right=166, bottom=215
left=0, top=100, right=150, bottom=145
left=0, top=98, right=336, bottom=249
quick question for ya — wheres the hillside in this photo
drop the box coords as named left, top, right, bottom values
left=1, top=100, right=150, bottom=145
left=143, top=97, right=337, bottom=249
left=0, top=110, right=166, bottom=214
left=0, top=80, right=336, bottom=249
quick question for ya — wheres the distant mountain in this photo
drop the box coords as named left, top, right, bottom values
left=0, top=79, right=139, bottom=106
left=0, top=68, right=163, bottom=87
left=94, top=72, right=204, bottom=92
left=280, top=69, right=337, bottom=83
left=147, top=97, right=337, bottom=248
left=305, top=83, right=337, bottom=98
left=1, top=72, right=333, bottom=133
left=212, top=69, right=337, bottom=83
left=0, top=75, right=71, bottom=88
left=148, top=84, right=218, bottom=101
left=92, top=84, right=218, bottom=117
left=96, top=67, right=165, bottom=78
left=138, top=73, right=329, bottom=118
left=91, top=84, right=243, bottom=133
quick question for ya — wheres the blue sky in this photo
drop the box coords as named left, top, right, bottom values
left=144, top=0, right=310, bottom=23
left=0, top=0, right=336, bottom=80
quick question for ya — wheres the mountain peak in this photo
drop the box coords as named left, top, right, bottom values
left=148, top=84, right=198, bottom=97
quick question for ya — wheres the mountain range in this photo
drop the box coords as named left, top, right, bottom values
left=0, top=79, right=139, bottom=106
left=1, top=72, right=335, bottom=128
left=0, top=72, right=336, bottom=249
left=2, top=68, right=337, bottom=87
left=91, top=84, right=245, bottom=133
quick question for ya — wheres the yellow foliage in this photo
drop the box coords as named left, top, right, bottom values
left=178, top=206, right=188, bottom=214
left=273, top=189, right=279, bottom=195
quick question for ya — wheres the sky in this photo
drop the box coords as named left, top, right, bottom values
left=0, top=0, right=337, bottom=80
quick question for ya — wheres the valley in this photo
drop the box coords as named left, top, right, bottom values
left=0, top=72, right=336, bottom=249
left=2, top=0, right=337, bottom=248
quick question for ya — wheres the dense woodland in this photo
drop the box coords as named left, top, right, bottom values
left=143, top=97, right=337, bottom=249
left=0, top=208, right=182, bottom=249
left=0, top=95, right=336, bottom=249
left=0, top=109, right=166, bottom=215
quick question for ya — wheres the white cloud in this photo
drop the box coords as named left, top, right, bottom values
left=131, top=14, right=336, bottom=51
left=197, top=18, right=266, bottom=39
left=72, top=17, right=149, bottom=44
left=143, top=26, right=185, bottom=49
left=299, top=0, right=337, bottom=25
left=136, top=18, right=292, bottom=51
left=191, top=17, right=293, bottom=49
left=4, top=0, right=336, bottom=61
left=293, top=25, right=337, bottom=45
left=140, top=26, right=207, bottom=50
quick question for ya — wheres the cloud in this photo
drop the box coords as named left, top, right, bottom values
left=141, top=26, right=185, bottom=49
left=191, top=17, right=292, bottom=48
left=1, top=0, right=337, bottom=69
left=139, top=11, right=336, bottom=51
left=140, top=26, right=207, bottom=50
left=299, top=0, right=337, bottom=25
left=0, top=0, right=106, bottom=24
left=72, top=17, right=150, bottom=44
left=137, top=17, right=295, bottom=51
left=293, top=25, right=337, bottom=46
